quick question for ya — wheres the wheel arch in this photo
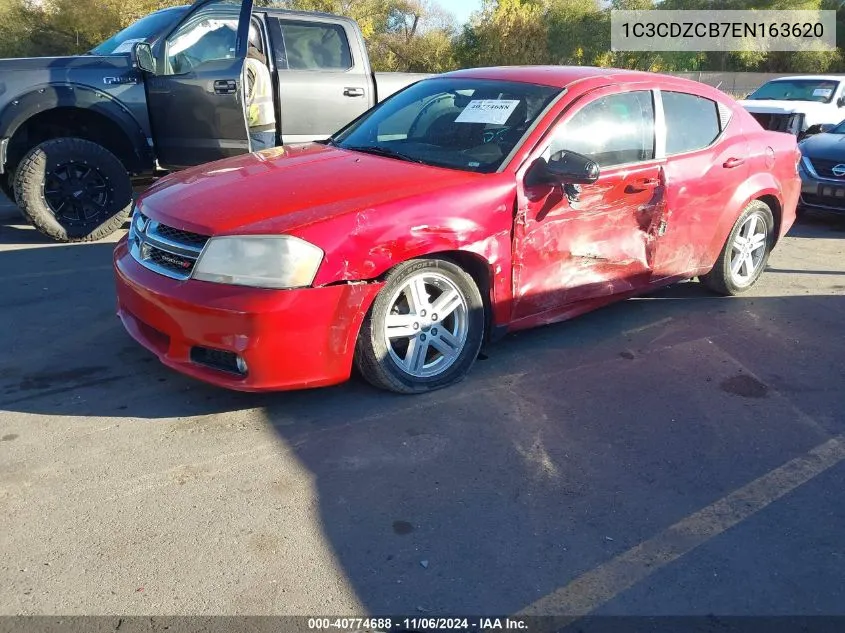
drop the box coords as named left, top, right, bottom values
left=756, top=193, right=783, bottom=244
left=379, top=249, right=498, bottom=342
left=701, top=174, right=783, bottom=273
left=0, top=84, right=153, bottom=175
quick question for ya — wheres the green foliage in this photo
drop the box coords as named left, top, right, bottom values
left=0, top=0, right=185, bottom=57
left=0, top=0, right=843, bottom=74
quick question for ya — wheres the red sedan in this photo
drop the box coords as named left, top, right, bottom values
left=114, top=66, right=800, bottom=394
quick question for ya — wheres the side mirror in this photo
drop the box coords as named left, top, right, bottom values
left=837, top=96, right=845, bottom=107
left=540, top=150, right=600, bottom=185
left=132, top=42, right=156, bottom=74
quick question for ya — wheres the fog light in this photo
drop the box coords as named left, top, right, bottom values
left=236, top=355, right=248, bottom=375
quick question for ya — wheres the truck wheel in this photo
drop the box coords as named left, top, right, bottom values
left=354, top=258, right=485, bottom=394
left=14, top=138, right=133, bottom=242
left=700, top=200, right=774, bottom=296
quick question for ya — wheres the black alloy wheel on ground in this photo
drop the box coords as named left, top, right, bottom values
left=14, top=137, right=133, bottom=242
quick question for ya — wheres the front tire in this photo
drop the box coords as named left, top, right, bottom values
left=355, top=259, right=485, bottom=394
left=13, top=137, right=133, bottom=242
left=700, top=200, right=774, bottom=296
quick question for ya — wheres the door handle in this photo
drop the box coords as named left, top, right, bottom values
left=624, top=177, right=659, bottom=193
left=213, top=79, right=237, bottom=95
left=723, top=157, right=745, bottom=168
left=343, top=87, right=365, bottom=97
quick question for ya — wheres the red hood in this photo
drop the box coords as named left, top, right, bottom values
left=137, top=143, right=482, bottom=235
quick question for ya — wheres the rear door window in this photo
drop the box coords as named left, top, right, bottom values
left=662, top=91, right=721, bottom=155
left=275, top=20, right=352, bottom=70
left=551, top=91, right=655, bottom=167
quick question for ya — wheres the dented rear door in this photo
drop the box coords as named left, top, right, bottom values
left=511, top=86, right=667, bottom=324
left=651, top=90, right=750, bottom=280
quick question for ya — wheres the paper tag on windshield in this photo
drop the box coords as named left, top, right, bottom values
left=813, top=88, right=833, bottom=97
left=111, top=38, right=144, bottom=54
left=455, top=100, right=521, bottom=125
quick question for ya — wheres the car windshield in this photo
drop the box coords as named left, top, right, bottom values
left=747, top=79, right=839, bottom=103
left=90, top=6, right=188, bottom=55
left=333, top=77, right=562, bottom=173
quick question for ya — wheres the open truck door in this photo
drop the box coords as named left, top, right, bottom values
left=137, top=0, right=254, bottom=169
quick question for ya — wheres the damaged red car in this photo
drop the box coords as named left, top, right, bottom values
left=114, top=66, right=800, bottom=394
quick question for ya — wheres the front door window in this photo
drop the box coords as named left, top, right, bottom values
left=551, top=91, right=655, bottom=167
left=512, top=89, right=664, bottom=322
left=165, top=0, right=242, bottom=74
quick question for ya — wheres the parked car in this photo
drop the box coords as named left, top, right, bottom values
left=739, top=75, right=845, bottom=137
left=797, top=119, right=845, bottom=214
left=0, top=0, right=428, bottom=242
left=114, top=66, right=801, bottom=394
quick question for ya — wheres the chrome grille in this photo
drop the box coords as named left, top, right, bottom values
left=153, top=223, right=208, bottom=247
left=808, top=158, right=845, bottom=179
left=129, top=211, right=209, bottom=280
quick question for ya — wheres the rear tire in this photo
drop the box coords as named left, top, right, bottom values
left=354, top=258, right=485, bottom=394
left=700, top=200, right=774, bottom=296
left=13, top=137, right=133, bottom=242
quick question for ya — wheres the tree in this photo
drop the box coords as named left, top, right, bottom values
left=368, top=0, right=459, bottom=71
left=1, top=0, right=844, bottom=74
left=456, top=0, right=549, bottom=68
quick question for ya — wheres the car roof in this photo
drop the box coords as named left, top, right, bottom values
left=261, top=6, right=356, bottom=22
left=443, top=66, right=635, bottom=87
left=159, top=5, right=189, bottom=14
left=442, top=65, right=716, bottom=92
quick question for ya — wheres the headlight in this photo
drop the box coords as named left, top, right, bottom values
left=192, top=235, right=323, bottom=289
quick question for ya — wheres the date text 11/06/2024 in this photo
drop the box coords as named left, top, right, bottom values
left=307, top=617, right=529, bottom=630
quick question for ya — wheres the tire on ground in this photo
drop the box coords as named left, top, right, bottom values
left=355, top=258, right=486, bottom=394
left=13, top=137, right=133, bottom=242
left=700, top=199, right=775, bottom=296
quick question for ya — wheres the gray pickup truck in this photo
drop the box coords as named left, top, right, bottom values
left=0, top=0, right=428, bottom=242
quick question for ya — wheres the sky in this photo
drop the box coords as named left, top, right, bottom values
left=441, top=0, right=484, bottom=25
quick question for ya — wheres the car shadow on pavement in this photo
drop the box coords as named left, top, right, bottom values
left=0, top=241, right=751, bottom=421
left=0, top=217, right=52, bottom=246
left=791, top=210, right=845, bottom=237
left=1, top=220, right=845, bottom=615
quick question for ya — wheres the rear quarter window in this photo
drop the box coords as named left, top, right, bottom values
left=662, top=91, right=721, bottom=155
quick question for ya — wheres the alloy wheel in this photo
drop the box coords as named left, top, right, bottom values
left=383, top=272, right=469, bottom=378
left=43, top=161, right=110, bottom=226
left=729, top=212, right=768, bottom=286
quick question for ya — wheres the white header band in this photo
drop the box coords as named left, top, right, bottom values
left=611, top=10, right=836, bottom=52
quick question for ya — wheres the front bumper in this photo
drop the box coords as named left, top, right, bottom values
left=799, top=163, right=845, bottom=213
left=113, top=238, right=382, bottom=391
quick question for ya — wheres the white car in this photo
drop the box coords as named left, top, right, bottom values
left=739, top=75, right=845, bottom=135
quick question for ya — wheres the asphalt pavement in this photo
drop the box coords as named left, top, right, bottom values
left=1, top=196, right=844, bottom=620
